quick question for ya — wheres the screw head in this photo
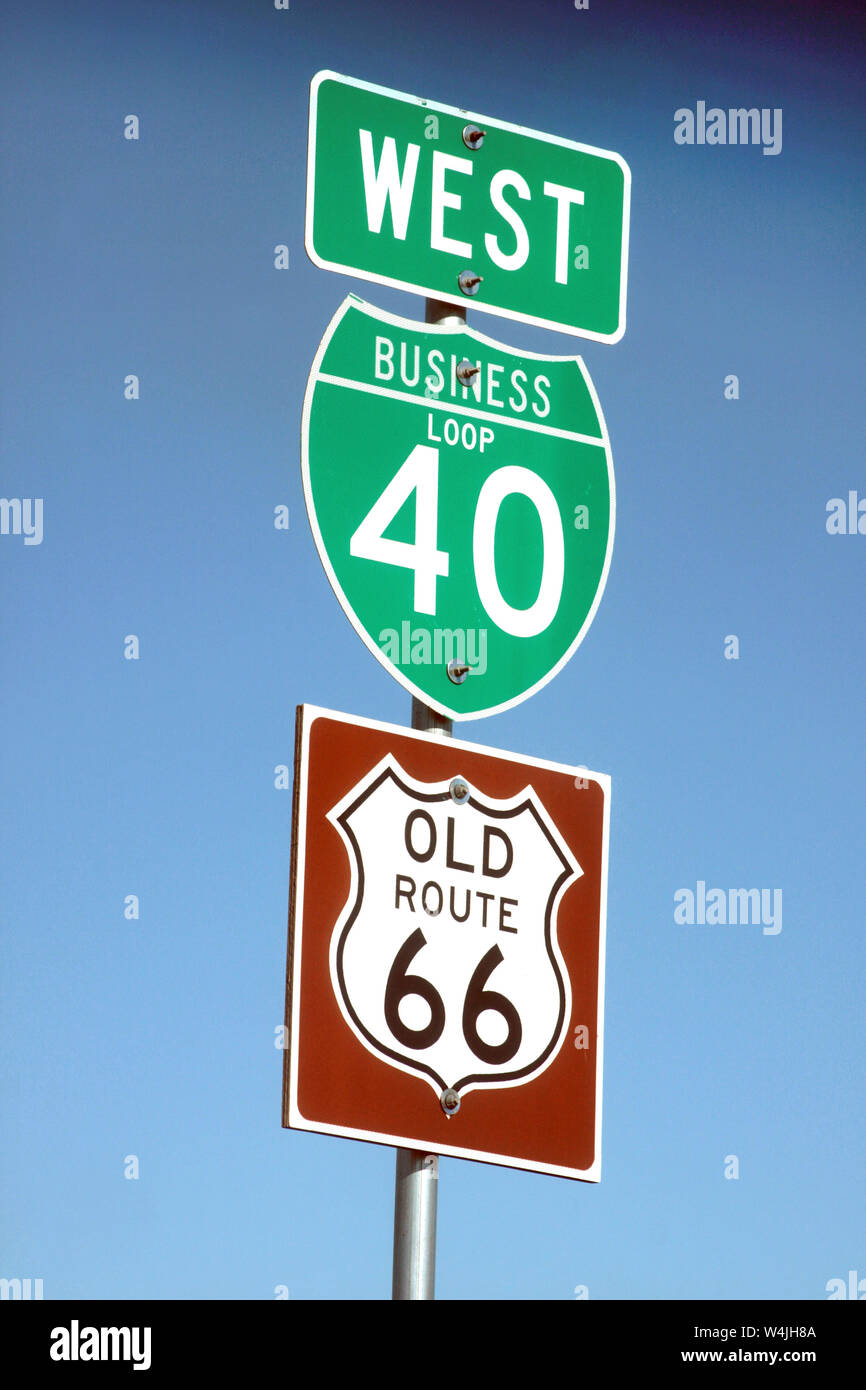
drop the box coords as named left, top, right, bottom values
left=462, top=125, right=485, bottom=150
left=456, top=359, right=480, bottom=385
left=447, top=658, right=470, bottom=684
left=440, top=1088, right=461, bottom=1115
left=458, top=270, right=483, bottom=296
left=449, top=777, right=470, bottom=805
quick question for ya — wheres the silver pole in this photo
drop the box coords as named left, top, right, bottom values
left=391, top=297, right=465, bottom=1300
left=391, top=1149, right=439, bottom=1300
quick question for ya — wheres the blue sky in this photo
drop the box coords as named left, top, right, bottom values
left=2, top=0, right=864, bottom=1299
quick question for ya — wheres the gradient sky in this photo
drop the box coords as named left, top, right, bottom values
left=2, top=0, right=864, bottom=1299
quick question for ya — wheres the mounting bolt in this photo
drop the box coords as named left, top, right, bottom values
left=458, top=270, right=483, bottom=296
left=449, top=777, right=470, bottom=806
left=447, top=659, right=470, bottom=684
left=440, top=1088, right=461, bottom=1115
left=456, top=359, right=480, bottom=385
left=462, top=125, right=485, bottom=151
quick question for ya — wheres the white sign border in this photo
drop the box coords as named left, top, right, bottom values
left=300, top=294, right=617, bottom=723
left=284, top=703, right=610, bottom=1183
left=305, top=69, right=631, bottom=345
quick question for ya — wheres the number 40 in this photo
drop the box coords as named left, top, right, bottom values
left=349, top=444, right=565, bottom=639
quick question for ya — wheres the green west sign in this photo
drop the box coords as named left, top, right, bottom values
left=306, top=72, right=631, bottom=344
left=302, top=297, right=615, bottom=720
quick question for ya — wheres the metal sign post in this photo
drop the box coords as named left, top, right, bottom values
left=391, top=300, right=461, bottom=1301
left=289, top=68, right=622, bottom=1304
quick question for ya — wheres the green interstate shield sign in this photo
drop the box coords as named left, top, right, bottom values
left=302, top=297, right=615, bottom=721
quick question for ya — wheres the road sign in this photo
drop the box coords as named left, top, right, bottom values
left=302, top=296, right=615, bottom=720
left=282, top=705, right=610, bottom=1182
left=306, top=71, right=631, bottom=343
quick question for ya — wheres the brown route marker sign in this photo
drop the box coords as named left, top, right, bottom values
left=282, top=705, right=610, bottom=1181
